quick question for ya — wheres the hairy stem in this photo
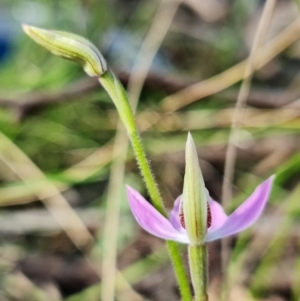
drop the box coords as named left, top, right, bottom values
left=99, top=69, right=192, bottom=301
left=188, top=245, right=208, bottom=301
left=99, top=70, right=163, bottom=213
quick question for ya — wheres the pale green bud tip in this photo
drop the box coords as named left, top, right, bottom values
left=22, top=24, right=108, bottom=77
left=183, top=132, right=207, bottom=245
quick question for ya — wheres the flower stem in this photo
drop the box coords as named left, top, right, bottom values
left=99, top=69, right=193, bottom=301
left=188, top=245, right=208, bottom=301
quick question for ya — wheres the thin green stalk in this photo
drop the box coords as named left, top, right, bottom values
left=188, top=245, right=208, bottom=301
left=99, top=70, right=167, bottom=215
left=99, top=70, right=192, bottom=301
left=168, top=241, right=194, bottom=301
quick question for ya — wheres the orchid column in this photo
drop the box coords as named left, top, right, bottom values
left=183, top=133, right=209, bottom=301
left=22, top=25, right=193, bottom=301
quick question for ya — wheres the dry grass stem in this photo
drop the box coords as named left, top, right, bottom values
left=79, top=107, right=300, bottom=133
left=0, top=131, right=94, bottom=249
left=0, top=142, right=114, bottom=206
left=221, top=0, right=276, bottom=287
left=222, top=0, right=276, bottom=205
left=1, top=105, right=300, bottom=206
left=161, top=16, right=300, bottom=112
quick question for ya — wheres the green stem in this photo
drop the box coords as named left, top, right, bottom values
left=188, top=245, right=208, bottom=301
left=99, top=70, right=193, bottom=301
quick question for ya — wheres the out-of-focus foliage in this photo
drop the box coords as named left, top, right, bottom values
left=0, top=0, right=300, bottom=300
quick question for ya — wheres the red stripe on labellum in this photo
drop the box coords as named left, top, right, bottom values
left=179, top=205, right=185, bottom=229
left=179, top=203, right=212, bottom=229
left=207, top=203, right=212, bottom=228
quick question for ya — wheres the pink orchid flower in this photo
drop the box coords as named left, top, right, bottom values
left=126, top=176, right=274, bottom=244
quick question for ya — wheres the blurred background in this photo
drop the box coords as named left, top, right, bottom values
left=0, top=0, right=300, bottom=300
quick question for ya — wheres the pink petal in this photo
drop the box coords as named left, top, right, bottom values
left=169, top=195, right=183, bottom=231
left=206, top=176, right=274, bottom=242
left=208, top=198, right=228, bottom=232
left=169, top=196, right=187, bottom=233
left=126, top=186, right=190, bottom=244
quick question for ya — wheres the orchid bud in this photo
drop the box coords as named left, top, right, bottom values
left=182, top=133, right=208, bottom=245
left=22, top=25, right=107, bottom=77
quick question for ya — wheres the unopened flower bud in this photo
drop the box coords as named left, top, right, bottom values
left=22, top=25, right=107, bottom=77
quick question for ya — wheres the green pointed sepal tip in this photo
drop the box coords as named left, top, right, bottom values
left=182, top=132, right=207, bottom=246
left=22, top=24, right=108, bottom=77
